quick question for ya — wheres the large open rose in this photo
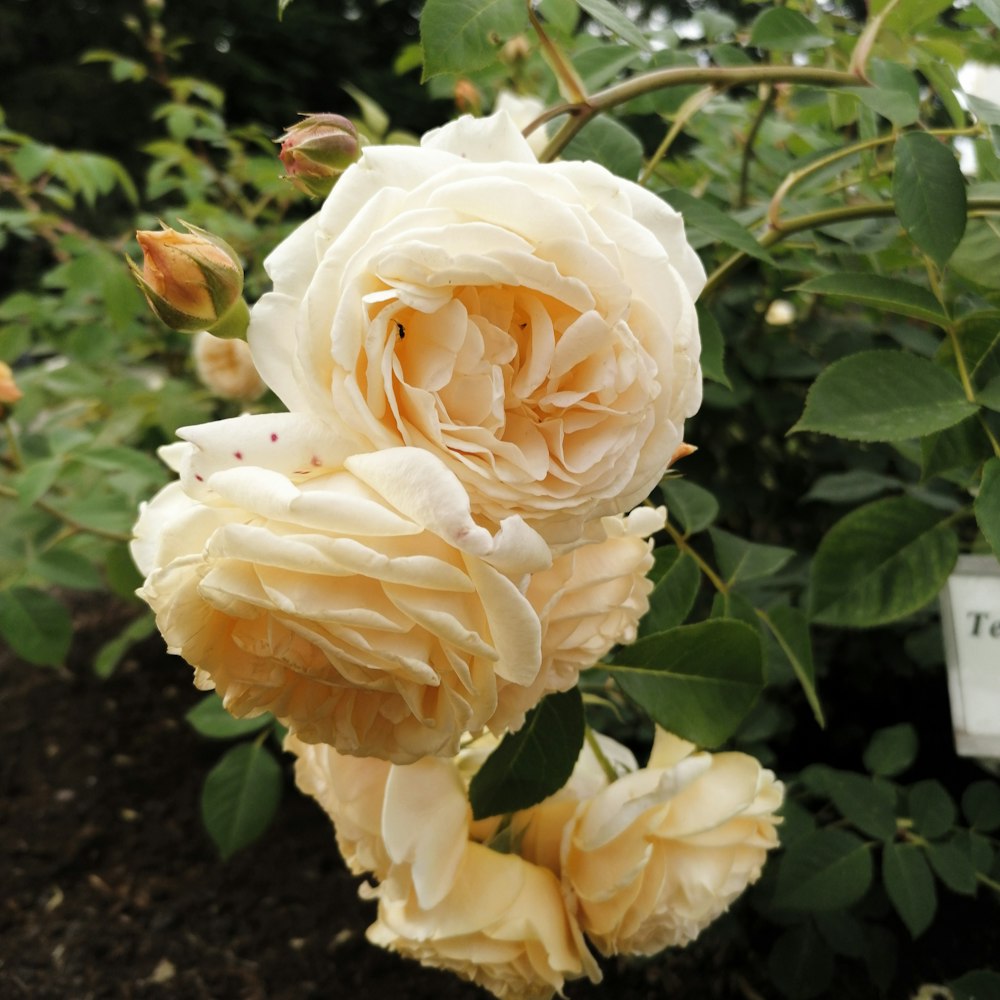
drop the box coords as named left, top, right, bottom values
left=131, top=412, right=552, bottom=763
left=249, top=111, right=704, bottom=544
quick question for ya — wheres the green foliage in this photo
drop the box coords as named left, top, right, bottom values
left=201, top=739, right=283, bottom=860
left=469, top=688, right=584, bottom=819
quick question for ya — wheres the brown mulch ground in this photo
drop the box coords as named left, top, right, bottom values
left=0, top=601, right=767, bottom=1000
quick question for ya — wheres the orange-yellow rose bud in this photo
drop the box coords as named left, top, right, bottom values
left=453, top=79, right=482, bottom=115
left=0, top=361, right=22, bottom=407
left=277, top=113, right=360, bottom=198
left=128, top=222, right=247, bottom=337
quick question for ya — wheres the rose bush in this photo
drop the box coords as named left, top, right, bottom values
left=131, top=411, right=554, bottom=763
left=248, top=111, right=704, bottom=545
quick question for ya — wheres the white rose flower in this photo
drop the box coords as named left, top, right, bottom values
left=131, top=412, right=552, bottom=763
left=543, top=729, right=784, bottom=955
left=248, top=111, right=704, bottom=544
left=287, top=737, right=601, bottom=1000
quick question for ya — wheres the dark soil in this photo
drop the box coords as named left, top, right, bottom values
left=2, top=598, right=997, bottom=1000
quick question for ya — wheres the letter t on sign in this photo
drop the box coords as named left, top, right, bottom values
left=941, top=556, right=1000, bottom=759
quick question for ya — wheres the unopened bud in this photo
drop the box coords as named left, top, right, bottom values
left=0, top=361, right=23, bottom=408
left=501, top=35, right=531, bottom=63
left=191, top=331, right=266, bottom=401
left=128, top=222, right=248, bottom=338
left=277, top=113, right=360, bottom=198
left=765, top=299, right=796, bottom=326
left=454, top=79, right=482, bottom=115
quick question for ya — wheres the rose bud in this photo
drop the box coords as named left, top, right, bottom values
left=0, top=361, right=23, bottom=409
left=128, top=222, right=248, bottom=338
left=277, top=113, right=360, bottom=198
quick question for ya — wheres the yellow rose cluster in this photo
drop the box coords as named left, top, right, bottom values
left=131, top=111, right=783, bottom=996
left=287, top=728, right=782, bottom=998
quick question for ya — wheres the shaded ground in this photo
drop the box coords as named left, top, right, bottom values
left=2, top=599, right=998, bottom=999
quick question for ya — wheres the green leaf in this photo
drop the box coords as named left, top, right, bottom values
left=808, top=497, right=958, bottom=627
left=0, top=587, right=72, bottom=667
left=609, top=620, right=763, bottom=747
left=562, top=115, right=643, bottom=179
left=761, top=605, right=823, bottom=726
left=538, top=0, right=579, bottom=34
left=825, top=770, right=898, bottom=840
left=976, top=458, right=1000, bottom=559
left=962, top=779, right=1000, bottom=832
left=863, top=723, right=918, bottom=777
left=894, top=131, right=967, bottom=269
left=773, top=828, right=874, bottom=911
left=420, top=0, right=528, bottom=79
left=93, top=613, right=156, bottom=679
left=710, top=528, right=795, bottom=586
left=908, top=780, right=956, bottom=840
left=921, top=416, right=993, bottom=480
left=951, top=971, right=1000, bottom=1000
left=695, top=303, right=730, bottom=388
left=469, top=688, right=584, bottom=820
left=661, top=478, right=719, bottom=535
left=749, top=7, right=831, bottom=50
left=978, top=375, right=1000, bottom=412
left=661, top=189, right=775, bottom=265
left=639, top=549, right=700, bottom=636
left=794, top=274, right=947, bottom=326
left=575, top=0, right=650, bottom=49
left=803, top=470, right=900, bottom=505
left=31, top=548, right=104, bottom=591
left=201, top=741, right=282, bottom=860
left=883, top=843, right=937, bottom=938
left=792, top=351, right=976, bottom=442
left=767, top=925, right=834, bottom=1000
left=842, top=85, right=919, bottom=128
left=186, top=694, right=276, bottom=740
left=926, top=840, right=977, bottom=894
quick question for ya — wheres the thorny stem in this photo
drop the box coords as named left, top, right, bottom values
left=537, top=65, right=864, bottom=163
left=767, top=127, right=981, bottom=230
left=585, top=727, right=619, bottom=784
left=527, top=1, right=588, bottom=105
left=702, top=197, right=1000, bottom=297
left=663, top=518, right=729, bottom=595
left=638, top=86, right=716, bottom=187
left=738, top=84, right=775, bottom=209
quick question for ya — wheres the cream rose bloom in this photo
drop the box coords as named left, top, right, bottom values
left=248, top=111, right=704, bottom=544
left=287, top=738, right=601, bottom=1000
left=519, top=728, right=784, bottom=956
left=131, top=411, right=553, bottom=763
left=498, top=505, right=665, bottom=729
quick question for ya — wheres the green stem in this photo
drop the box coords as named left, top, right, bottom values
left=738, top=84, right=775, bottom=209
left=585, top=726, right=619, bottom=784
left=527, top=1, right=588, bottom=104
left=663, top=518, right=730, bottom=595
left=977, top=871, right=1000, bottom=895
left=703, top=197, right=1000, bottom=297
left=639, top=86, right=716, bottom=187
left=539, top=65, right=864, bottom=163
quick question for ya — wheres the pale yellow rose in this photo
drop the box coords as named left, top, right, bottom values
left=131, top=411, right=552, bottom=763
left=497, top=505, right=664, bottom=729
left=248, top=111, right=704, bottom=545
left=370, top=842, right=601, bottom=1000
left=533, top=729, right=784, bottom=956
left=191, top=331, right=266, bottom=401
left=286, top=737, right=601, bottom=1000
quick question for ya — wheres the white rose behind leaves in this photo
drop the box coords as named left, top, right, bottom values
left=249, top=111, right=704, bottom=544
left=131, top=412, right=553, bottom=764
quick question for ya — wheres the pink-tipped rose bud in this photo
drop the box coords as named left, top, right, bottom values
left=128, top=222, right=248, bottom=338
left=277, top=113, right=360, bottom=198
left=0, top=361, right=23, bottom=409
